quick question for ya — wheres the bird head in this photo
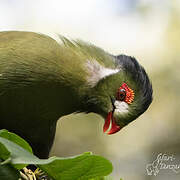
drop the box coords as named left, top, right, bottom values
left=85, top=54, right=153, bottom=135
left=59, top=38, right=153, bottom=135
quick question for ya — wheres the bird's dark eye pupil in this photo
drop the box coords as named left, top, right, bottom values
left=116, top=89, right=126, bottom=101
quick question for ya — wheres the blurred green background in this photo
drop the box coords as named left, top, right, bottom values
left=0, top=0, right=180, bottom=179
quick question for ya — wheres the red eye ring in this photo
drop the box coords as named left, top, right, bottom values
left=116, top=83, right=135, bottom=104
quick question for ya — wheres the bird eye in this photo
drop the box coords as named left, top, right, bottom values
left=116, top=89, right=126, bottom=101
left=116, top=83, right=135, bottom=104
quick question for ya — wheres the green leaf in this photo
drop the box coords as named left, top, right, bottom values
left=0, top=160, right=20, bottom=180
left=0, top=130, right=113, bottom=179
left=102, top=176, right=114, bottom=180
left=89, top=176, right=114, bottom=180
left=0, top=142, right=11, bottom=163
left=39, top=153, right=113, bottom=180
left=0, top=129, right=32, bottom=153
left=0, top=137, right=46, bottom=169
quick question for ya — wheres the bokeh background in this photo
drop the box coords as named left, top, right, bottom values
left=0, top=0, right=180, bottom=179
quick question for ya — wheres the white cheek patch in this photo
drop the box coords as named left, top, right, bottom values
left=85, top=60, right=119, bottom=87
left=114, top=101, right=129, bottom=114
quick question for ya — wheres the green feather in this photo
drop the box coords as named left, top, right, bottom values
left=0, top=31, right=152, bottom=158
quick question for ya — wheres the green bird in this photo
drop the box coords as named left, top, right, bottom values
left=0, top=31, right=152, bottom=158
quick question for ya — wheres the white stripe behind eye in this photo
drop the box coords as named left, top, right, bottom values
left=85, top=60, right=119, bottom=87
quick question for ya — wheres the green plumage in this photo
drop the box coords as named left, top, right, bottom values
left=0, top=31, right=115, bottom=157
left=0, top=31, right=152, bottom=158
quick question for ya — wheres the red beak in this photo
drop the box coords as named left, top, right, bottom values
left=103, top=111, right=121, bottom=135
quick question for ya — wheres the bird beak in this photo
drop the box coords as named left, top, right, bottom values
left=103, top=111, right=121, bottom=135
left=103, top=96, right=121, bottom=135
